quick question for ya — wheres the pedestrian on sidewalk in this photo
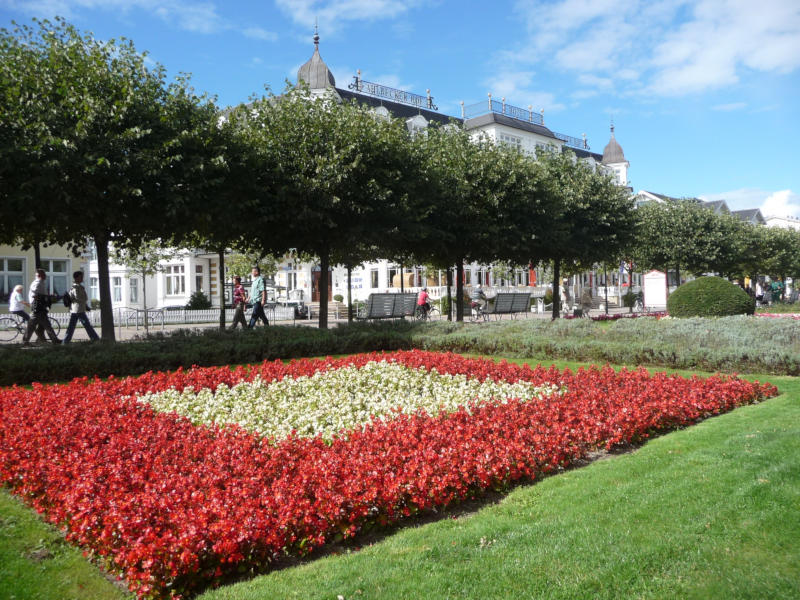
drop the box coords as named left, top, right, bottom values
left=231, top=276, right=248, bottom=329
left=63, top=271, right=99, bottom=343
left=22, top=268, right=60, bottom=344
left=248, top=266, right=269, bottom=328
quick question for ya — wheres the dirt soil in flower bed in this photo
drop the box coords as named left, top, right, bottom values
left=0, top=351, right=776, bottom=599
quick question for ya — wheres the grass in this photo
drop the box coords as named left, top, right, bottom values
left=0, top=490, right=131, bottom=600
left=1, top=359, right=798, bottom=600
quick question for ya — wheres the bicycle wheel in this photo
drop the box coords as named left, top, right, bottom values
left=428, top=306, right=439, bottom=320
left=0, top=317, right=21, bottom=342
left=414, top=306, right=426, bottom=321
left=48, top=316, right=61, bottom=336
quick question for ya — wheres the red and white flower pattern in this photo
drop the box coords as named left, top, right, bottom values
left=0, top=351, right=776, bottom=599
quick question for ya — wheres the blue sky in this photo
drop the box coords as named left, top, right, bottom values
left=3, top=0, right=799, bottom=216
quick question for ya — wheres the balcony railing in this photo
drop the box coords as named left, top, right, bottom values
left=554, top=132, right=589, bottom=150
left=349, top=73, right=437, bottom=111
left=463, top=96, right=589, bottom=150
left=463, top=98, right=544, bottom=125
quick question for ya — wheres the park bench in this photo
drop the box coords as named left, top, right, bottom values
left=357, top=292, right=417, bottom=320
left=484, top=292, right=531, bottom=320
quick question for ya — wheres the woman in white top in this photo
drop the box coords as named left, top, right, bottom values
left=8, top=284, right=30, bottom=323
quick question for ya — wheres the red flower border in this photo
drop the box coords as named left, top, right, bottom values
left=0, top=351, right=776, bottom=598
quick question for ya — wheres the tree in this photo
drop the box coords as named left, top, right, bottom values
left=517, top=150, right=636, bottom=319
left=235, top=86, right=414, bottom=328
left=0, top=18, right=219, bottom=341
left=413, top=126, right=512, bottom=321
left=112, top=240, right=180, bottom=334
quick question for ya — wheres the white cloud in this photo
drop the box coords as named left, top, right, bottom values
left=700, top=188, right=800, bottom=218
left=712, top=102, right=747, bottom=111
left=511, top=0, right=800, bottom=98
left=482, top=70, right=565, bottom=113
left=243, top=27, right=278, bottom=42
left=275, top=0, right=429, bottom=35
left=762, top=190, right=800, bottom=218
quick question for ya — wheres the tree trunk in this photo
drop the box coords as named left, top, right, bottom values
left=455, top=258, right=464, bottom=322
left=664, top=265, right=670, bottom=299
left=446, top=268, right=453, bottom=321
left=400, top=262, right=404, bottom=293
left=675, top=264, right=681, bottom=289
left=603, top=266, right=609, bottom=315
left=142, top=271, right=148, bottom=335
left=552, top=258, right=561, bottom=320
left=218, top=250, right=226, bottom=330
left=94, top=234, right=116, bottom=342
left=347, top=265, right=353, bottom=323
left=318, top=249, right=329, bottom=329
left=34, top=241, right=41, bottom=269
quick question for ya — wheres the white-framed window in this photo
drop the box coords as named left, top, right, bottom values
left=166, top=265, right=185, bottom=295
left=499, top=132, right=522, bottom=151
left=195, top=264, right=204, bottom=292
left=370, top=269, right=379, bottom=288
left=112, top=277, right=122, bottom=303
left=0, top=257, right=25, bottom=303
left=90, top=277, right=98, bottom=300
left=40, top=259, right=69, bottom=296
left=388, top=267, right=399, bottom=288
left=129, top=278, right=139, bottom=303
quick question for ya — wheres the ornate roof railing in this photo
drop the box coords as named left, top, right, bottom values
left=462, top=94, right=589, bottom=150
left=463, top=96, right=544, bottom=125
left=348, top=71, right=437, bottom=111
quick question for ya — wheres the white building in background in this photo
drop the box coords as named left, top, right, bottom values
left=764, top=214, right=800, bottom=230
left=85, top=32, right=635, bottom=309
left=87, top=246, right=221, bottom=310
left=273, top=33, right=633, bottom=305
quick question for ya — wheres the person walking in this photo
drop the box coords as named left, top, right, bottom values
left=248, top=266, right=269, bottom=328
left=63, top=271, right=99, bottom=343
left=22, top=268, right=60, bottom=344
left=230, top=276, right=248, bottom=329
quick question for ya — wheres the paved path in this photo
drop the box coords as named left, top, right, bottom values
left=2, top=306, right=643, bottom=345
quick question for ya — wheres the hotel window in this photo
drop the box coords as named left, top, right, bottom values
left=166, top=265, right=185, bottom=295
left=90, top=277, right=98, bottom=300
left=195, top=264, right=204, bottom=292
left=40, top=259, right=69, bottom=296
left=112, top=277, right=122, bottom=303
left=388, top=267, right=399, bottom=288
left=370, top=269, right=379, bottom=288
left=499, top=133, right=522, bottom=151
left=129, top=278, right=139, bottom=303
left=0, top=257, right=25, bottom=303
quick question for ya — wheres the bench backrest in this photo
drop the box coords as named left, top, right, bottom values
left=510, top=292, right=531, bottom=313
left=491, top=293, right=516, bottom=313
left=365, top=293, right=417, bottom=318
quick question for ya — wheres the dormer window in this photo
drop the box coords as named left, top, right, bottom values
left=498, top=133, right=522, bottom=151
left=406, top=115, right=428, bottom=135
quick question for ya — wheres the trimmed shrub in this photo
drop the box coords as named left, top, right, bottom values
left=333, top=294, right=344, bottom=303
left=667, top=276, right=755, bottom=317
left=185, top=290, right=212, bottom=310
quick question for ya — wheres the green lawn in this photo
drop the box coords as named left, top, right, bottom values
left=1, top=360, right=798, bottom=600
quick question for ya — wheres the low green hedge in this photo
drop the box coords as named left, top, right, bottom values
left=3, top=315, right=800, bottom=386
left=667, top=276, right=755, bottom=317
left=0, top=323, right=414, bottom=387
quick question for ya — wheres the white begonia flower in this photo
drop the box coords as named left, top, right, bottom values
left=138, top=361, right=561, bottom=443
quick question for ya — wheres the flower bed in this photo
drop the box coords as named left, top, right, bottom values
left=755, top=312, right=800, bottom=320
left=0, top=351, right=776, bottom=599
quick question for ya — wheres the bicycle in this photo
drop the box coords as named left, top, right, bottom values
left=414, top=304, right=440, bottom=322
left=0, top=313, right=61, bottom=343
left=469, top=301, right=489, bottom=322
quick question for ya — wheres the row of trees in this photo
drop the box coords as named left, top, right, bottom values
left=634, top=200, right=800, bottom=299
left=3, top=19, right=798, bottom=341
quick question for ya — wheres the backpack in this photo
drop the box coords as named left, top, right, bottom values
left=63, top=292, right=72, bottom=308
